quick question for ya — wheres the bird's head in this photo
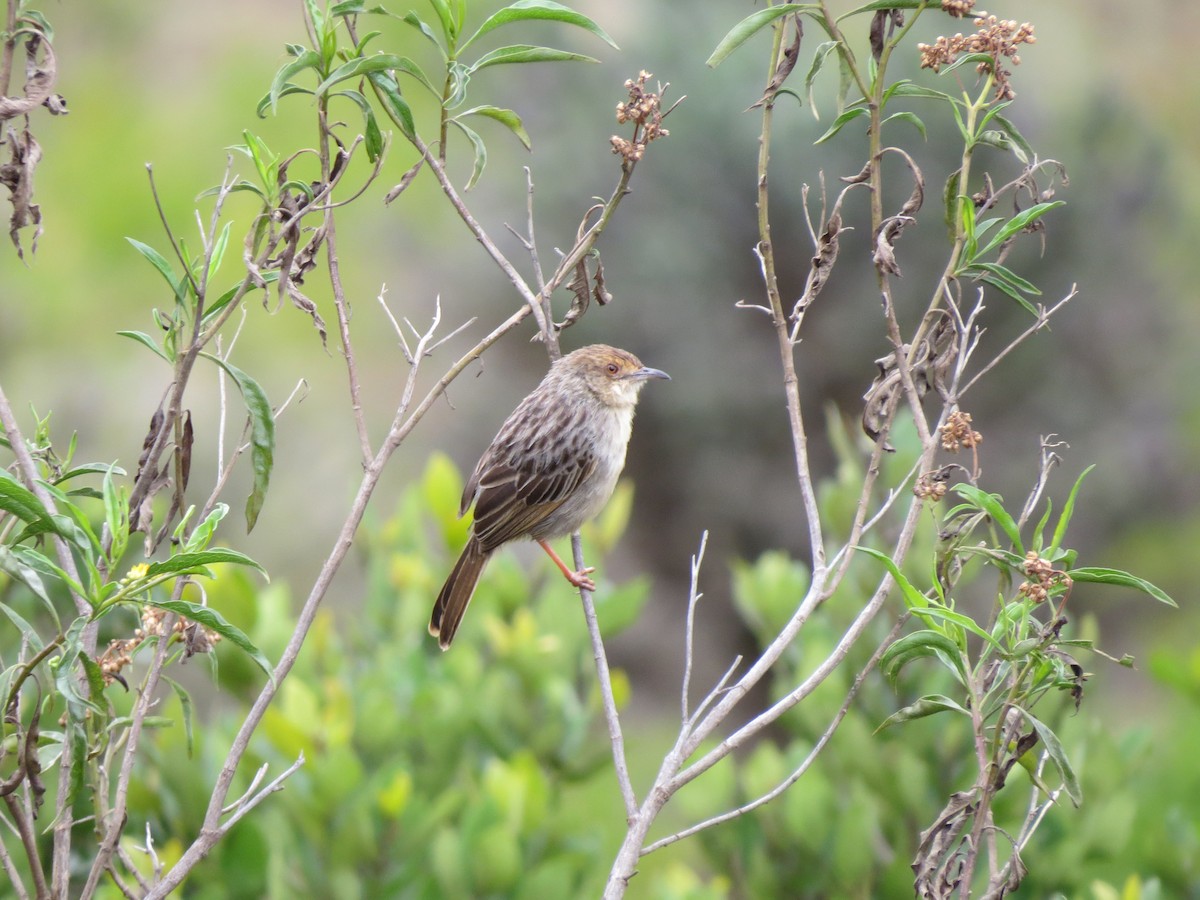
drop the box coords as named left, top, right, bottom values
left=560, top=344, right=670, bottom=408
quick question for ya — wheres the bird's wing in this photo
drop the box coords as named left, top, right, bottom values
left=467, top=398, right=597, bottom=549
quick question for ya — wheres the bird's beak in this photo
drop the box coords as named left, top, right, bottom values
left=634, top=366, right=670, bottom=381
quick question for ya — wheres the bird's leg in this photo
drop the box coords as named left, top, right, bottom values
left=537, top=540, right=597, bottom=591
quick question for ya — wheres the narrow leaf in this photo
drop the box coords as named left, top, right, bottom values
left=164, top=675, right=196, bottom=757
left=116, top=330, right=172, bottom=363
left=154, top=599, right=273, bottom=679
left=201, top=354, right=275, bottom=531
left=1050, top=465, right=1095, bottom=553
left=469, top=44, right=599, bottom=71
left=1024, top=711, right=1083, bottom=805
left=980, top=201, right=1067, bottom=256
left=146, top=548, right=267, bottom=580
left=881, top=630, right=969, bottom=685
left=126, top=238, right=186, bottom=302
left=804, top=40, right=840, bottom=120
left=707, top=5, right=804, bottom=68
left=970, top=262, right=1041, bottom=295
left=314, top=54, right=427, bottom=97
left=368, top=71, right=416, bottom=139
left=266, top=50, right=322, bottom=115
left=978, top=273, right=1040, bottom=315
left=883, top=110, right=927, bottom=139
left=456, top=105, right=531, bottom=150
left=402, top=13, right=447, bottom=55
left=854, top=546, right=930, bottom=610
left=1067, top=567, right=1177, bottom=607
left=463, top=0, right=618, bottom=53
left=449, top=119, right=487, bottom=190
left=876, top=694, right=969, bottom=732
left=814, top=105, right=868, bottom=144
left=953, top=484, right=1024, bottom=552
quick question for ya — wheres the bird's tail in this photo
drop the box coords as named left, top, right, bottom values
left=429, top=538, right=490, bottom=650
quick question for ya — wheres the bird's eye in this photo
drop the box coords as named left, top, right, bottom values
left=606, top=362, right=619, bottom=375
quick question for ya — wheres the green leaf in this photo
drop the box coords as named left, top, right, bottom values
left=463, top=0, right=618, bottom=53
left=330, top=0, right=366, bottom=16
left=368, top=71, right=416, bottom=139
left=883, top=80, right=955, bottom=105
left=183, top=503, right=230, bottom=554
left=804, top=40, right=840, bottom=120
left=0, top=595, right=47, bottom=652
left=840, top=0, right=922, bottom=14
left=126, top=238, right=187, bottom=302
left=201, top=354, right=275, bottom=532
left=910, top=605, right=1006, bottom=654
left=814, top=106, right=868, bottom=144
left=468, top=44, right=599, bottom=71
left=707, top=5, right=805, bottom=68
left=314, top=53, right=428, bottom=97
left=205, top=221, right=232, bottom=285
left=1067, top=567, right=1177, bottom=607
left=1050, top=465, right=1094, bottom=553
left=979, top=201, right=1066, bottom=256
left=977, top=273, right=1039, bottom=316
left=854, top=547, right=930, bottom=611
left=449, top=119, right=487, bottom=190
left=0, top=468, right=53, bottom=526
left=146, top=547, right=267, bottom=580
left=880, top=630, right=969, bottom=685
left=969, top=262, right=1041, bottom=295
left=875, top=693, right=969, bottom=732
left=3, top=547, right=64, bottom=627
left=425, top=0, right=457, bottom=43
left=102, top=465, right=128, bottom=566
left=256, top=83, right=314, bottom=119
left=201, top=284, right=244, bottom=328
left=883, top=110, right=927, bottom=139
left=402, top=12, right=447, bottom=55
left=164, top=675, right=196, bottom=757
left=153, top=599, right=273, bottom=679
left=991, top=112, right=1033, bottom=163
left=116, top=330, right=172, bottom=363
left=456, top=105, right=531, bottom=150
left=952, top=484, right=1023, bottom=553
left=265, top=49, right=322, bottom=115
left=1024, top=710, right=1083, bottom=805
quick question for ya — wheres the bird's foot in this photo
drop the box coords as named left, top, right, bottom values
left=565, top=567, right=597, bottom=592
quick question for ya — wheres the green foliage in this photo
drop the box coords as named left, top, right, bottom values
left=259, top=0, right=616, bottom=185
left=105, top=458, right=730, bottom=897
left=712, top=422, right=1182, bottom=897
left=0, top=420, right=269, bottom=891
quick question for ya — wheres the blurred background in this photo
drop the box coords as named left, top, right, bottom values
left=1, top=0, right=1198, bottom=890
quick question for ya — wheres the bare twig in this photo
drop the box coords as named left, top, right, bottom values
left=573, top=534, right=638, bottom=820
left=646, top=615, right=905, bottom=854
left=680, top=531, right=709, bottom=725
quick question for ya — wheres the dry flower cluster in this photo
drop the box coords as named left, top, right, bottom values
left=610, top=70, right=670, bottom=163
left=913, top=470, right=950, bottom=501
left=96, top=605, right=221, bottom=687
left=940, top=410, right=982, bottom=452
left=1019, top=550, right=1072, bottom=604
left=941, top=0, right=976, bottom=17
left=918, top=11, right=1036, bottom=100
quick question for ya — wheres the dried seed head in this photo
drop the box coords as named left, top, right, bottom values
left=941, top=410, right=982, bottom=452
left=919, top=10, right=1036, bottom=99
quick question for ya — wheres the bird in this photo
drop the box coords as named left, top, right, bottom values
left=429, top=344, right=669, bottom=650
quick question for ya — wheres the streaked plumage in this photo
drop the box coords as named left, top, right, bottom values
left=429, top=345, right=668, bottom=649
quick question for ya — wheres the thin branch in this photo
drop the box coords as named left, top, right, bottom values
left=645, top=615, right=905, bottom=855
left=960, top=287, right=1077, bottom=396
left=680, top=531, right=709, bottom=726
left=573, top=533, right=638, bottom=820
